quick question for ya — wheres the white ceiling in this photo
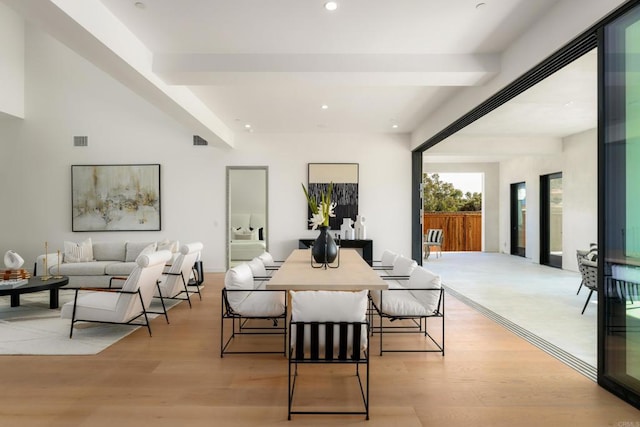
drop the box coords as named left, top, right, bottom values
left=95, top=0, right=562, bottom=136
left=425, top=48, right=597, bottom=163
left=5, top=0, right=598, bottom=150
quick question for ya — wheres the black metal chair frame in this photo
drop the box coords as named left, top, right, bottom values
left=220, top=288, right=287, bottom=357
left=188, top=260, right=205, bottom=287
left=110, top=276, right=170, bottom=324
left=68, top=287, right=152, bottom=338
left=288, top=321, right=370, bottom=420
left=369, top=285, right=445, bottom=356
left=576, top=249, right=589, bottom=295
left=158, top=270, right=201, bottom=307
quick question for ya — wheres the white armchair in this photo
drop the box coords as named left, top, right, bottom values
left=153, top=242, right=203, bottom=322
left=60, top=250, right=172, bottom=338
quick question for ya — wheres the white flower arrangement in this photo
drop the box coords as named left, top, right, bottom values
left=302, top=182, right=336, bottom=230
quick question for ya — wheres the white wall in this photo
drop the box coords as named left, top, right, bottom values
left=499, top=129, right=597, bottom=271
left=0, top=26, right=412, bottom=272
left=423, top=162, right=500, bottom=252
left=0, top=2, right=24, bottom=119
left=563, top=128, right=598, bottom=270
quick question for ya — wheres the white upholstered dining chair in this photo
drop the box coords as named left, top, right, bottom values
left=220, top=262, right=287, bottom=356
left=369, top=265, right=445, bottom=355
left=288, top=290, right=370, bottom=420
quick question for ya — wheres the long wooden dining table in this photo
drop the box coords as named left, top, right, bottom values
left=265, top=248, right=388, bottom=291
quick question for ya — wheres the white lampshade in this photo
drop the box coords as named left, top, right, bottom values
left=4, top=250, right=24, bottom=269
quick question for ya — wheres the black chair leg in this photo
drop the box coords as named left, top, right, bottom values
left=581, top=289, right=594, bottom=315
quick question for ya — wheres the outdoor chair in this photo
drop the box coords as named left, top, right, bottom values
left=576, top=245, right=597, bottom=295
left=61, top=250, right=172, bottom=338
left=579, top=258, right=598, bottom=314
left=370, top=266, right=445, bottom=355
left=288, top=290, right=370, bottom=420
left=220, top=263, right=287, bottom=356
left=424, top=228, right=444, bottom=259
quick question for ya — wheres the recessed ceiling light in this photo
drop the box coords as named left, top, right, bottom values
left=321, top=104, right=329, bottom=110
left=244, top=124, right=251, bottom=129
left=392, top=124, right=399, bottom=129
left=324, top=2, right=338, bottom=11
left=134, top=1, right=146, bottom=9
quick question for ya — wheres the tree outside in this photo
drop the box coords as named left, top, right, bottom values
left=423, top=173, right=482, bottom=212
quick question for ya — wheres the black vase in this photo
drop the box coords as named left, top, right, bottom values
left=312, top=226, right=338, bottom=264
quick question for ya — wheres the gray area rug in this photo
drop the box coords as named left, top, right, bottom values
left=0, top=289, right=183, bottom=355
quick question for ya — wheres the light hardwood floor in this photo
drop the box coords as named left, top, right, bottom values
left=0, top=273, right=638, bottom=427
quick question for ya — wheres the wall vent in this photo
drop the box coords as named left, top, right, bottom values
left=193, top=135, right=208, bottom=146
left=73, top=136, right=88, bottom=147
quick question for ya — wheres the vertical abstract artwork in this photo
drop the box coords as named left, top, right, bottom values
left=308, top=163, right=359, bottom=230
left=71, top=164, right=161, bottom=231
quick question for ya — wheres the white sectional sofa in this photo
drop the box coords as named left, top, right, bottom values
left=35, top=238, right=182, bottom=288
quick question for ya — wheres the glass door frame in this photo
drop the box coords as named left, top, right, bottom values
left=600, top=1, right=640, bottom=409
left=510, top=182, right=526, bottom=257
left=411, top=0, right=640, bottom=410
left=540, top=172, right=563, bottom=268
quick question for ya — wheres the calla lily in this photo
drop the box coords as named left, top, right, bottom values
left=327, top=202, right=337, bottom=218
left=302, top=182, right=335, bottom=228
left=308, top=213, right=325, bottom=230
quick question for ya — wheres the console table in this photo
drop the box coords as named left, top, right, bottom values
left=298, top=238, right=373, bottom=266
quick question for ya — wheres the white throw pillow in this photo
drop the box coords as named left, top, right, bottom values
left=224, top=264, right=254, bottom=309
left=391, top=255, right=417, bottom=276
left=405, top=267, right=442, bottom=313
left=64, top=238, right=94, bottom=263
left=291, top=290, right=368, bottom=322
left=380, top=250, right=398, bottom=266
left=233, top=228, right=258, bottom=240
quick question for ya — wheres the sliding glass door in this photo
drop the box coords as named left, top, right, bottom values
left=601, top=3, right=640, bottom=408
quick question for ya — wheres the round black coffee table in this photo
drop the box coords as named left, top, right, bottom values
left=0, top=276, right=69, bottom=309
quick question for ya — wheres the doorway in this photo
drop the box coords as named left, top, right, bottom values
left=540, top=172, right=563, bottom=268
left=510, top=182, right=526, bottom=257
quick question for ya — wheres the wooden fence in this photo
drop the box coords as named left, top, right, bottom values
left=423, top=212, right=482, bottom=252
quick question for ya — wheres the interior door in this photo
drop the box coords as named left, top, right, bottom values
left=510, top=182, right=526, bottom=257
left=540, top=172, right=563, bottom=268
